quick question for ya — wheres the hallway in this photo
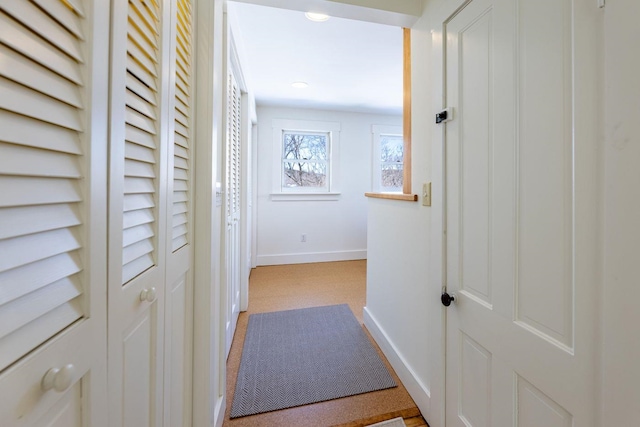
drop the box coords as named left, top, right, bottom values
left=222, top=261, right=428, bottom=426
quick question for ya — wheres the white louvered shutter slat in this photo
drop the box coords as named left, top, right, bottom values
left=31, top=0, right=84, bottom=38
left=0, top=0, right=87, bottom=372
left=0, top=12, right=82, bottom=84
left=122, top=0, right=161, bottom=284
left=171, top=0, right=192, bottom=253
left=0, top=109, right=81, bottom=154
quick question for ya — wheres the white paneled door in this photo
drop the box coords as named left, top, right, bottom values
left=0, top=0, right=109, bottom=425
left=443, top=0, right=600, bottom=426
left=163, top=0, right=194, bottom=425
left=224, top=69, right=242, bottom=358
left=108, top=0, right=194, bottom=425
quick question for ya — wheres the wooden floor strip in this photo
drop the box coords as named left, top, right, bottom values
left=332, top=407, right=422, bottom=427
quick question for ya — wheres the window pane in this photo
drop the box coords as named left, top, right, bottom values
left=283, top=133, right=328, bottom=161
left=380, top=136, right=403, bottom=163
left=381, top=164, right=403, bottom=188
left=283, top=161, right=327, bottom=188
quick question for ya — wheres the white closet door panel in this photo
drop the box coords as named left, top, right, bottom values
left=0, top=12, right=82, bottom=85
left=121, top=254, right=154, bottom=285
left=174, top=108, right=189, bottom=128
left=0, top=45, right=82, bottom=108
left=125, top=159, right=156, bottom=178
left=173, top=180, right=188, bottom=192
left=0, top=77, right=81, bottom=131
left=172, top=213, right=187, bottom=228
left=0, top=110, right=81, bottom=154
left=172, top=224, right=187, bottom=240
left=174, top=157, right=188, bottom=170
left=172, top=202, right=187, bottom=216
left=123, top=239, right=155, bottom=265
left=173, top=131, right=188, bottom=148
left=0, top=177, right=81, bottom=208
left=126, top=73, right=157, bottom=106
left=175, top=73, right=189, bottom=97
left=122, top=223, right=154, bottom=248
left=33, top=382, right=82, bottom=427
left=174, top=121, right=188, bottom=138
left=172, top=192, right=188, bottom=204
left=0, top=0, right=108, bottom=425
left=127, top=35, right=157, bottom=78
left=0, top=0, right=83, bottom=62
left=174, top=168, right=188, bottom=181
left=174, top=144, right=188, bottom=159
left=31, top=0, right=84, bottom=39
left=124, top=194, right=155, bottom=212
left=125, top=138, right=156, bottom=163
left=0, top=228, right=80, bottom=272
left=129, top=0, right=159, bottom=36
left=0, top=302, right=82, bottom=371
left=127, top=124, right=157, bottom=150
left=127, top=16, right=158, bottom=58
left=127, top=90, right=157, bottom=120
left=0, top=204, right=80, bottom=240
left=0, top=252, right=81, bottom=304
left=0, top=144, right=81, bottom=178
left=126, top=107, right=157, bottom=135
left=123, top=209, right=155, bottom=229
left=175, top=96, right=189, bottom=117
left=0, top=277, right=81, bottom=339
left=125, top=177, right=156, bottom=194
left=174, top=87, right=188, bottom=110
left=171, top=236, right=187, bottom=253
left=126, top=56, right=157, bottom=92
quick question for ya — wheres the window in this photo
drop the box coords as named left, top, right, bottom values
left=272, top=119, right=341, bottom=200
left=282, top=131, right=329, bottom=190
left=372, top=125, right=403, bottom=193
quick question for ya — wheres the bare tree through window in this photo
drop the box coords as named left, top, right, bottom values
left=282, top=132, right=329, bottom=188
left=380, top=135, right=403, bottom=189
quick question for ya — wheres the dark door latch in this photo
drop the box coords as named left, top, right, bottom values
left=435, top=107, right=452, bottom=124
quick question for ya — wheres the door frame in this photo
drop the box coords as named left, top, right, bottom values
left=427, top=1, right=475, bottom=426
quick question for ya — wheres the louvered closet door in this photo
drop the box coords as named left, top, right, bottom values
left=224, top=70, right=241, bottom=357
left=0, top=1, right=109, bottom=426
left=163, top=0, right=194, bottom=425
left=108, top=0, right=171, bottom=425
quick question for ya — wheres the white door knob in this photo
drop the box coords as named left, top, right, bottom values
left=140, top=287, right=157, bottom=302
left=42, top=364, right=75, bottom=392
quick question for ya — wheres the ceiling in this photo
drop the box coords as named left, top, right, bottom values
left=227, top=1, right=405, bottom=115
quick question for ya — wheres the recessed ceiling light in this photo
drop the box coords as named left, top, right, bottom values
left=291, top=81, right=309, bottom=89
left=305, top=12, right=330, bottom=22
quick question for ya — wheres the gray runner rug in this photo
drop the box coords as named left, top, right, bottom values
left=230, top=304, right=397, bottom=418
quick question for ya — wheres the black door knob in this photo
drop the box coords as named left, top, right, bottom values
left=441, top=292, right=455, bottom=307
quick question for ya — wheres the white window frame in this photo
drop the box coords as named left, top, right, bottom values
left=271, top=119, right=341, bottom=201
left=372, top=125, right=404, bottom=193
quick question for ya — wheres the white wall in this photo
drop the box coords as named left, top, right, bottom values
left=255, top=105, right=401, bottom=265
left=363, top=9, right=439, bottom=423
left=602, top=0, right=640, bottom=424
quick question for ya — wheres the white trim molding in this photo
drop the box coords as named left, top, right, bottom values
left=363, top=307, right=431, bottom=417
left=257, top=249, right=366, bottom=266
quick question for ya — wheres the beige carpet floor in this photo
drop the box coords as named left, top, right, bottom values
left=222, top=260, right=419, bottom=427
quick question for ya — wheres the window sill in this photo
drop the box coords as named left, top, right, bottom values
left=270, top=192, right=342, bottom=202
left=364, top=192, right=418, bottom=202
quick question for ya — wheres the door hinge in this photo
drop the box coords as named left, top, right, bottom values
left=436, top=107, right=453, bottom=124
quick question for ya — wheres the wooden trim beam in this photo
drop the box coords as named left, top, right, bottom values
left=365, top=192, right=418, bottom=202
left=402, top=27, right=412, bottom=195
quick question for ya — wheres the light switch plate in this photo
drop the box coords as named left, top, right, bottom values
left=423, top=182, right=432, bottom=206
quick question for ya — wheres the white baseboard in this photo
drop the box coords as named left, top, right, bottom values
left=256, top=250, right=366, bottom=266
left=363, top=307, right=431, bottom=416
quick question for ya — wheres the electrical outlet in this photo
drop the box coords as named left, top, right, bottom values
left=301, top=234, right=307, bottom=243
left=422, top=182, right=432, bottom=207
